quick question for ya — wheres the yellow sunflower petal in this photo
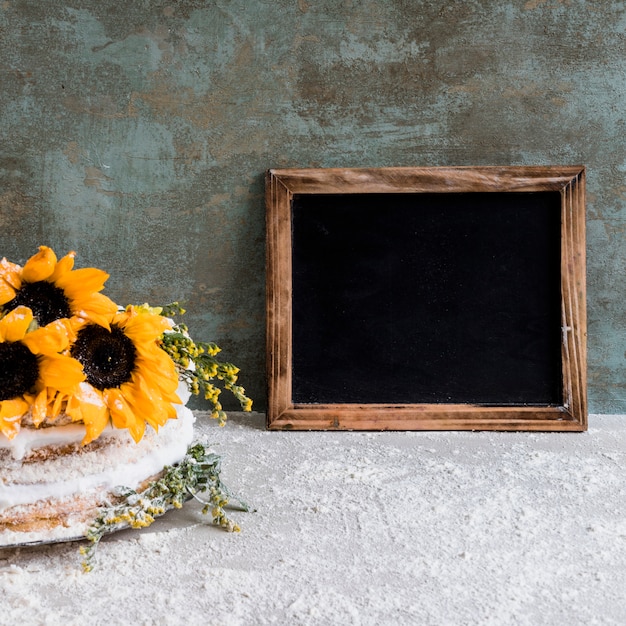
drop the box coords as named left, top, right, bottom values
left=104, top=387, right=145, bottom=442
left=132, top=339, right=166, bottom=360
left=148, top=370, right=181, bottom=404
left=22, top=246, right=57, bottom=282
left=131, top=374, right=180, bottom=409
left=70, top=292, right=118, bottom=327
left=121, top=310, right=170, bottom=345
left=30, top=389, right=50, bottom=427
left=48, top=388, right=67, bottom=419
left=54, top=267, right=110, bottom=298
left=21, top=319, right=72, bottom=355
left=137, top=346, right=179, bottom=379
left=0, top=257, right=22, bottom=290
left=119, top=380, right=161, bottom=430
left=0, top=397, right=30, bottom=439
left=54, top=318, right=78, bottom=344
left=0, top=279, right=16, bottom=306
left=66, top=383, right=109, bottom=445
left=0, top=306, right=33, bottom=342
left=121, top=374, right=176, bottom=431
left=48, top=250, right=75, bottom=282
left=36, top=354, right=85, bottom=392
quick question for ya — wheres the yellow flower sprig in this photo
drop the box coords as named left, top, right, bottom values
left=158, top=303, right=252, bottom=425
left=81, top=443, right=250, bottom=571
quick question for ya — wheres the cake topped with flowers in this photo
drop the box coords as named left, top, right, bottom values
left=0, top=246, right=251, bottom=568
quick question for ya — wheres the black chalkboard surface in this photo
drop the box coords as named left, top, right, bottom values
left=266, top=167, right=587, bottom=431
left=292, top=192, right=562, bottom=405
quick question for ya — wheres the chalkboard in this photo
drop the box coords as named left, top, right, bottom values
left=266, top=167, right=587, bottom=431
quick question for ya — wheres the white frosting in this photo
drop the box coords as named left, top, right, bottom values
left=0, top=421, right=118, bottom=462
left=0, top=379, right=196, bottom=546
left=0, top=403, right=195, bottom=512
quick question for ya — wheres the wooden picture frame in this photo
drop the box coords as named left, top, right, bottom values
left=266, top=166, right=586, bottom=431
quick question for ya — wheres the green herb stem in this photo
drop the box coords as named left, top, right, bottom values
left=81, top=443, right=248, bottom=571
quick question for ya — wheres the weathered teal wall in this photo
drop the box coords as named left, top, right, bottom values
left=0, top=1, right=624, bottom=413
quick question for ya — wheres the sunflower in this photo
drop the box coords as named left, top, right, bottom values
left=0, top=246, right=117, bottom=329
left=66, top=305, right=182, bottom=444
left=0, top=306, right=85, bottom=439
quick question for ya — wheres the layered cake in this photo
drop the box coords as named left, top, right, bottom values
left=0, top=384, right=194, bottom=544
left=0, top=246, right=251, bottom=549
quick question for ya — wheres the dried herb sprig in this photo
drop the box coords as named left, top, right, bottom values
left=80, top=443, right=249, bottom=572
left=158, top=302, right=253, bottom=425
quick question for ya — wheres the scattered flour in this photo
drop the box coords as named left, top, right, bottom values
left=0, top=412, right=625, bottom=625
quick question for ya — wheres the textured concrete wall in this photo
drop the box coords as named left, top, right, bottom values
left=0, top=1, right=624, bottom=413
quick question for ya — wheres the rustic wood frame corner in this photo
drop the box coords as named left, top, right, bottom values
left=265, top=166, right=587, bottom=431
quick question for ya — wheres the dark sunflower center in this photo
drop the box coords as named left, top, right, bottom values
left=6, top=281, right=72, bottom=326
left=71, top=324, right=137, bottom=391
left=0, top=341, right=40, bottom=401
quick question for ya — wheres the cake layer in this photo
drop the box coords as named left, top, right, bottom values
left=0, top=398, right=195, bottom=546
